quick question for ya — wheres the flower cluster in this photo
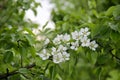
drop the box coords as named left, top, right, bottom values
left=53, top=33, right=70, bottom=45
left=51, top=45, right=70, bottom=63
left=71, top=27, right=98, bottom=50
left=38, top=27, right=98, bottom=64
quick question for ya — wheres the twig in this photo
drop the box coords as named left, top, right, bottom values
left=0, top=63, right=36, bottom=79
left=110, top=52, right=120, bottom=61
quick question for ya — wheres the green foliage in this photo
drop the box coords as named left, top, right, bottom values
left=3, top=50, right=13, bottom=63
left=50, top=0, right=120, bottom=80
left=0, top=0, right=120, bottom=80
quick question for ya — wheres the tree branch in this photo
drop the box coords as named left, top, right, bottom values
left=110, top=52, right=120, bottom=61
left=0, top=63, right=36, bottom=79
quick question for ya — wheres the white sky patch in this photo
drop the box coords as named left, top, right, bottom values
left=25, top=0, right=55, bottom=30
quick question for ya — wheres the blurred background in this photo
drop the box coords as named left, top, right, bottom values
left=0, top=0, right=120, bottom=80
left=25, top=0, right=55, bottom=30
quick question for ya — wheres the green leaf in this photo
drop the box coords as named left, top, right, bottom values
left=112, top=49, right=116, bottom=55
left=106, top=6, right=115, bottom=16
left=19, top=47, right=27, bottom=56
left=42, top=21, right=49, bottom=30
left=24, top=28, right=35, bottom=36
left=35, top=57, right=50, bottom=67
left=3, top=51, right=13, bottom=63
left=110, top=31, right=120, bottom=42
left=29, top=47, right=36, bottom=57
left=107, top=70, right=120, bottom=80
left=109, top=22, right=118, bottom=31
left=95, top=67, right=102, bottom=76
left=91, top=52, right=98, bottom=65
left=24, top=34, right=34, bottom=46
left=18, top=68, right=30, bottom=74
left=50, top=65, right=57, bottom=80
left=97, top=54, right=110, bottom=65
left=86, top=51, right=98, bottom=65
left=113, top=5, right=120, bottom=20
left=32, top=8, right=37, bottom=16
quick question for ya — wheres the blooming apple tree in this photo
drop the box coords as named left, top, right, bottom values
left=1, top=0, right=120, bottom=80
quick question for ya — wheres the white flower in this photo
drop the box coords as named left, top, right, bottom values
left=70, top=41, right=79, bottom=50
left=51, top=47, right=57, bottom=55
left=58, top=34, right=64, bottom=40
left=53, top=53, right=63, bottom=63
left=79, top=27, right=90, bottom=37
left=57, top=45, right=67, bottom=52
left=52, top=47, right=56, bottom=52
left=44, top=38, right=50, bottom=45
left=62, top=52, right=70, bottom=61
left=71, top=31, right=82, bottom=40
left=53, top=34, right=63, bottom=45
left=62, top=33, right=70, bottom=42
left=39, top=49, right=51, bottom=60
left=53, top=37, right=61, bottom=45
left=81, top=37, right=90, bottom=47
left=89, top=41, right=98, bottom=51
left=53, top=52, right=70, bottom=63
left=51, top=45, right=67, bottom=55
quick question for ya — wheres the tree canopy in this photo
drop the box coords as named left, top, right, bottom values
left=0, top=0, right=120, bottom=80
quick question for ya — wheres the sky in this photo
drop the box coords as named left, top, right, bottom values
left=25, top=0, right=55, bottom=30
